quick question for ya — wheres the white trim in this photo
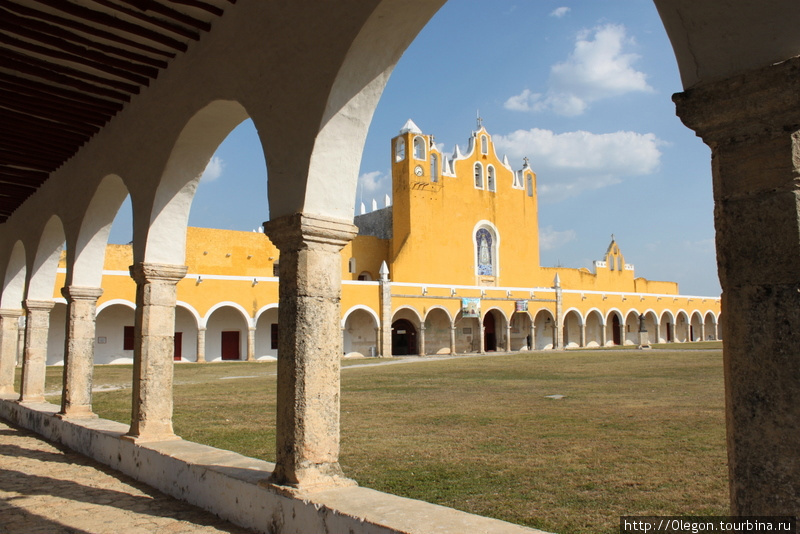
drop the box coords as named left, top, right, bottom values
left=202, top=301, right=253, bottom=328
left=176, top=301, right=202, bottom=326
left=341, top=305, right=380, bottom=328
left=96, top=299, right=136, bottom=313
left=472, top=220, right=500, bottom=281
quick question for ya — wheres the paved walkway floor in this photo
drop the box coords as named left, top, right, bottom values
left=0, top=420, right=254, bottom=534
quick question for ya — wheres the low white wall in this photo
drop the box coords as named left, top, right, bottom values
left=0, top=397, right=548, bottom=534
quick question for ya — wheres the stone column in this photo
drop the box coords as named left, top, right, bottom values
left=263, top=213, right=357, bottom=489
left=59, top=286, right=103, bottom=418
left=449, top=325, right=457, bottom=354
left=247, top=326, right=256, bottom=361
left=528, top=322, right=535, bottom=351
left=18, top=299, right=55, bottom=404
left=478, top=321, right=485, bottom=354
left=0, top=309, right=23, bottom=394
left=654, top=323, right=661, bottom=344
left=599, top=323, right=607, bottom=347
left=418, top=323, right=425, bottom=356
left=553, top=275, right=563, bottom=350
left=505, top=325, right=512, bottom=352
left=579, top=323, right=586, bottom=348
left=125, top=262, right=187, bottom=442
left=618, top=324, right=626, bottom=346
left=196, top=327, right=206, bottom=362
left=16, top=321, right=24, bottom=365
left=674, top=56, right=800, bottom=515
left=378, top=262, right=392, bottom=357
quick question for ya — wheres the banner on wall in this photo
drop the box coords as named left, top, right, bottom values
left=461, top=298, right=481, bottom=318
left=515, top=300, right=528, bottom=312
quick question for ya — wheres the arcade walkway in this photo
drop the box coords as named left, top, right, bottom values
left=0, top=421, right=253, bottom=534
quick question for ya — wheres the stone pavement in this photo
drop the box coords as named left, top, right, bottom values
left=0, top=420, right=254, bottom=534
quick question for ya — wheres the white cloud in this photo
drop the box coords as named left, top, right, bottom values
left=550, top=7, right=571, bottom=18
left=494, top=127, right=662, bottom=201
left=200, top=156, right=224, bottom=183
left=504, top=24, right=652, bottom=116
left=360, top=170, right=388, bottom=193
left=539, top=226, right=576, bottom=250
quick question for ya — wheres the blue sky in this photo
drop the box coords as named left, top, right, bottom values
left=110, top=0, right=720, bottom=297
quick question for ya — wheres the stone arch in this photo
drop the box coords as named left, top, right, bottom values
left=482, top=307, right=508, bottom=352
left=95, top=300, right=136, bottom=365
left=452, top=308, right=481, bottom=354
left=175, top=303, right=200, bottom=362
left=563, top=308, right=584, bottom=348
left=533, top=308, right=556, bottom=350
left=509, top=311, right=533, bottom=351
left=624, top=309, right=642, bottom=345
left=69, top=175, right=130, bottom=288
left=675, top=310, right=691, bottom=342
left=584, top=308, right=605, bottom=348
left=28, top=215, right=65, bottom=301
left=690, top=310, right=704, bottom=342
left=255, top=304, right=279, bottom=360
left=46, top=300, right=68, bottom=366
left=643, top=309, right=659, bottom=343
left=605, top=308, right=625, bottom=346
left=141, top=100, right=250, bottom=265
left=391, top=306, right=421, bottom=356
left=343, top=306, right=379, bottom=358
left=423, top=306, right=453, bottom=355
left=1, top=241, right=27, bottom=309
left=659, top=310, right=676, bottom=343
left=204, top=304, right=251, bottom=361
left=704, top=311, right=719, bottom=340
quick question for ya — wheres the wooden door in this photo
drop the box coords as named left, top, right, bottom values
left=174, top=332, right=182, bottom=361
left=221, top=331, right=240, bottom=360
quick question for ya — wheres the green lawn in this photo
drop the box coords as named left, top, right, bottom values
left=38, top=348, right=728, bottom=534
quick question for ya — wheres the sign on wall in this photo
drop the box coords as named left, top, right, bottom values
left=461, top=298, right=481, bottom=318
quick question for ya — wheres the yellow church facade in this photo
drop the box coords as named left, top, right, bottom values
left=46, top=121, right=721, bottom=365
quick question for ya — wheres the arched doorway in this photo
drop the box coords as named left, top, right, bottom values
left=483, top=311, right=497, bottom=351
left=611, top=314, right=621, bottom=345
left=392, top=319, right=417, bottom=356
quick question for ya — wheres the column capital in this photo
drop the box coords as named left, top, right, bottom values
left=129, top=262, right=188, bottom=284
left=674, top=56, right=800, bottom=144
left=263, top=213, right=358, bottom=252
left=0, top=308, right=23, bottom=318
left=23, top=299, right=55, bottom=312
left=61, top=286, right=104, bottom=301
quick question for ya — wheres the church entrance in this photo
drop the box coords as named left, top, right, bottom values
left=392, top=319, right=417, bottom=355
left=483, top=312, right=497, bottom=351
left=612, top=315, right=621, bottom=345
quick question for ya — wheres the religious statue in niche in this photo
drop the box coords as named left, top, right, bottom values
left=476, top=228, right=494, bottom=276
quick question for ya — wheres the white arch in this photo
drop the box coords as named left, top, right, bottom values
left=1, top=241, right=26, bottom=309
left=202, top=301, right=253, bottom=328
left=254, top=302, right=280, bottom=323
left=96, top=298, right=136, bottom=314
left=341, top=304, right=380, bottom=328
left=176, top=301, right=202, bottom=327
left=563, top=307, right=585, bottom=325
left=391, top=305, right=422, bottom=324
left=142, top=100, right=249, bottom=265
left=482, top=306, right=508, bottom=323
left=585, top=307, right=605, bottom=325
left=424, top=305, right=453, bottom=324
left=70, top=175, right=129, bottom=287
left=660, top=309, right=676, bottom=323
left=605, top=307, right=624, bottom=322
left=28, top=215, right=65, bottom=300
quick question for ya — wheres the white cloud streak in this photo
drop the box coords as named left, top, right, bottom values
left=550, top=7, right=571, bottom=18
left=494, top=128, right=662, bottom=201
left=200, top=156, right=224, bottom=183
left=539, top=226, right=577, bottom=250
left=504, top=24, right=652, bottom=116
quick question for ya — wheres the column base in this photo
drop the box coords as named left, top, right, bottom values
left=17, top=396, right=45, bottom=405
left=261, top=472, right=357, bottom=496
left=55, top=407, right=98, bottom=420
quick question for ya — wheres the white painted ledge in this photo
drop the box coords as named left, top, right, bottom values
left=0, top=397, right=549, bottom=534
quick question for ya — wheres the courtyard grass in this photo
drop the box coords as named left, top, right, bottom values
left=37, top=348, right=727, bottom=534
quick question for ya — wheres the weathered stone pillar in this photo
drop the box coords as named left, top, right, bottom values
left=0, top=309, right=22, bottom=394
left=698, top=323, right=705, bottom=342
left=16, top=321, right=24, bottom=365
left=263, top=213, right=357, bottom=489
left=505, top=324, right=512, bottom=352
left=579, top=323, right=586, bottom=348
left=18, top=300, right=55, bottom=404
left=125, top=262, right=187, bottom=442
left=528, top=322, right=535, bottom=351
left=449, top=325, right=457, bottom=354
left=378, top=262, right=392, bottom=357
left=674, top=56, right=800, bottom=515
left=478, top=321, right=485, bottom=354
left=418, top=323, right=426, bottom=356
left=247, top=326, right=256, bottom=361
left=59, top=286, right=103, bottom=418
left=196, top=327, right=206, bottom=362
left=599, top=323, right=607, bottom=347
left=653, top=322, right=661, bottom=344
